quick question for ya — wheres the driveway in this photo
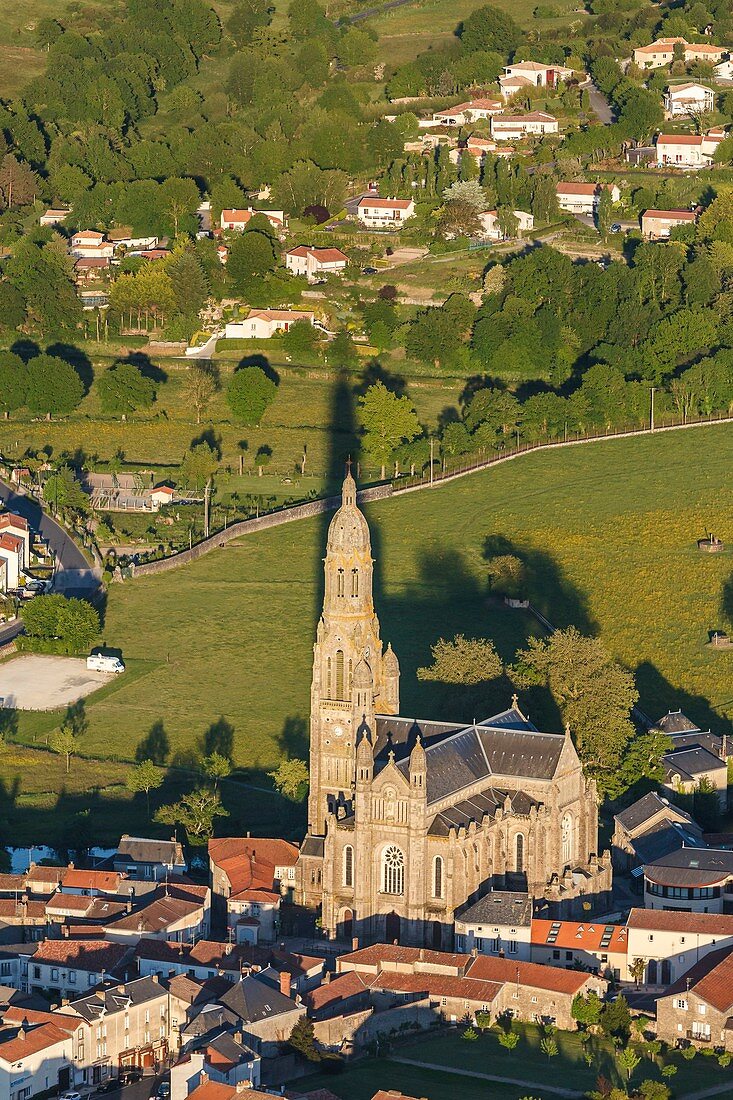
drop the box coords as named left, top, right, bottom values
left=581, top=79, right=615, bottom=125
left=0, top=477, right=100, bottom=596
left=0, top=654, right=117, bottom=710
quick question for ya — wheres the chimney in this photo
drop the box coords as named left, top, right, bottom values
left=279, top=969, right=291, bottom=998
left=233, top=1029, right=242, bottom=1044
left=151, top=974, right=159, bottom=984
left=200, top=1072, right=209, bottom=1085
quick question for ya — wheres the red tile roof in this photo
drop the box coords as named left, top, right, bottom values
left=531, top=919, right=628, bottom=954
left=0, top=1022, right=72, bottom=1063
left=187, top=1084, right=236, bottom=1100
left=664, top=946, right=733, bottom=1011
left=0, top=514, right=28, bottom=531
left=627, top=909, right=733, bottom=935
left=308, top=971, right=370, bottom=1013
left=375, top=969, right=502, bottom=1004
left=33, top=939, right=129, bottom=972
left=657, top=134, right=704, bottom=145
left=357, top=198, right=413, bottom=211
left=642, top=209, right=697, bottom=221
left=340, top=944, right=470, bottom=970
left=0, top=534, right=23, bottom=553
left=2, top=1007, right=78, bottom=1033
left=467, top=954, right=593, bottom=994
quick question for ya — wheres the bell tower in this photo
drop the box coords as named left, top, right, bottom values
left=307, top=470, right=399, bottom=835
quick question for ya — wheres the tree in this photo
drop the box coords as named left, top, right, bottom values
left=600, top=995, right=631, bottom=1042
left=486, top=555, right=526, bottom=598
left=498, top=1030, right=520, bottom=1050
left=572, top=991, right=603, bottom=1027
left=180, top=442, right=219, bottom=490
left=227, top=0, right=272, bottom=45
left=288, top=1015, right=320, bottom=1062
left=0, top=154, right=40, bottom=209
left=21, top=594, right=99, bottom=654
left=227, top=231, right=278, bottom=291
left=126, top=759, right=164, bottom=817
left=202, top=751, right=232, bottom=791
left=629, top=957, right=646, bottom=988
left=513, top=627, right=638, bottom=791
left=269, top=758, right=309, bottom=800
left=50, top=726, right=78, bottom=773
left=168, top=249, right=209, bottom=319
left=0, top=351, right=27, bottom=416
left=43, top=466, right=88, bottom=516
left=638, top=1082, right=671, bottom=1100
left=97, top=362, right=156, bottom=417
left=161, top=177, right=200, bottom=238
left=437, top=198, right=483, bottom=240
left=184, top=361, right=218, bottom=425
left=0, top=282, right=26, bottom=333
left=155, top=786, right=229, bottom=842
left=418, top=634, right=502, bottom=684
left=475, top=1010, right=492, bottom=1034
left=282, top=319, right=321, bottom=359
left=460, top=4, right=521, bottom=53
left=227, top=366, right=277, bottom=425
left=26, top=354, right=84, bottom=417
left=617, top=1048, right=641, bottom=1082
left=358, top=381, right=421, bottom=478
left=406, top=306, right=466, bottom=367
left=540, top=1037, right=558, bottom=1059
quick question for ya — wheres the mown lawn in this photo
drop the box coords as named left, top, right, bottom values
left=49, top=423, right=733, bottom=778
left=302, top=1058, right=538, bottom=1100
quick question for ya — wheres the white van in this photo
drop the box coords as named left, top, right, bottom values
left=87, top=654, right=125, bottom=674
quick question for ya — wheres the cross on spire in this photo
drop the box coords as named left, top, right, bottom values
left=345, top=455, right=352, bottom=476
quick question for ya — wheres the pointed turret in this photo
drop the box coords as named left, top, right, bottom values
left=409, top=733, right=427, bottom=792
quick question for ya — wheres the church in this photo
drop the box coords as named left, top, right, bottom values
left=296, top=472, right=612, bottom=947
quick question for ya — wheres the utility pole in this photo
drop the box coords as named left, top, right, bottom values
left=204, top=479, right=211, bottom=538
left=650, top=386, right=656, bottom=432
left=429, top=437, right=434, bottom=487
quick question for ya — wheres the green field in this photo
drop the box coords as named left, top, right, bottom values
left=303, top=1025, right=733, bottom=1100
left=11, top=423, right=729, bottom=784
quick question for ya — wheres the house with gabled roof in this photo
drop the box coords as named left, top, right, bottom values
left=0, top=512, right=30, bottom=568
left=431, top=97, right=503, bottom=125
left=356, top=196, right=415, bottom=228
left=664, top=82, right=716, bottom=117
left=656, top=129, right=725, bottom=167
left=114, top=835, right=186, bottom=881
left=490, top=111, right=559, bottom=140
left=656, top=945, right=733, bottom=1047
left=612, top=790, right=704, bottom=873
left=285, top=246, right=349, bottom=282
left=0, top=1020, right=75, bottom=1100
left=626, top=908, right=733, bottom=986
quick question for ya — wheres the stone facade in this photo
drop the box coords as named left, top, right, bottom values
left=296, top=474, right=612, bottom=945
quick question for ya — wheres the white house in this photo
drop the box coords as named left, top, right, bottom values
left=633, top=37, right=727, bottom=68
left=490, top=112, right=559, bottom=140
left=0, top=533, right=24, bottom=590
left=656, top=129, right=725, bottom=167
left=664, top=83, right=716, bottom=117
left=220, top=208, right=285, bottom=232
left=503, top=60, right=574, bottom=88
left=479, top=208, right=534, bottom=239
left=224, top=309, right=315, bottom=340
left=285, top=246, right=349, bottom=281
left=714, top=59, right=733, bottom=81
left=170, top=1043, right=261, bottom=1100
left=454, top=891, right=533, bottom=959
left=40, top=207, right=71, bottom=227
left=626, top=908, right=733, bottom=986
left=556, top=181, right=621, bottom=214
left=531, top=918, right=629, bottom=981
left=149, top=485, right=175, bottom=508
left=431, top=97, right=502, bottom=125
left=0, top=1021, right=75, bottom=1100
left=24, top=941, right=131, bottom=1000
left=356, top=196, right=415, bottom=227
left=70, top=231, right=115, bottom=260
left=0, top=513, right=31, bottom=568
left=643, top=848, right=733, bottom=915
left=108, top=229, right=159, bottom=252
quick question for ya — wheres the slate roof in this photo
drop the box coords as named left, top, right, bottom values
left=633, top=820, right=702, bottom=865
left=615, top=791, right=679, bottom=832
left=67, top=976, right=165, bottom=1021
left=219, top=973, right=296, bottom=1024
left=428, top=788, right=539, bottom=836
left=204, top=1030, right=257, bottom=1067
left=116, top=835, right=183, bottom=865
left=455, top=890, right=533, bottom=927
left=664, top=745, right=726, bottom=780
left=300, top=835, right=325, bottom=858
left=655, top=711, right=702, bottom=733
left=645, top=848, right=733, bottom=887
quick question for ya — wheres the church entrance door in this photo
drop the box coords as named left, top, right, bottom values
left=385, top=910, right=400, bottom=944
left=342, top=908, right=353, bottom=941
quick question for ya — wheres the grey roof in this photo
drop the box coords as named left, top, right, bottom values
left=116, top=835, right=182, bottom=865
left=300, top=835, right=324, bottom=858
left=455, top=890, right=533, bottom=927
left=633, top=819, right=703, bottom=865
left=68, top=976, right=165, bottom=1022
left=655, top=710, right=701, bottom=734
left=184, top=1002, right=240, bottom=1038
left=219, top=973, right=297, bottom=1024
left=669, top=731, right=724, bottom=755
left=615, top=791, right=678, bottom=833
left=664, top=746, right=727, bottom=781
left=645, top=847, right=733, bottom=887
left=428, top=788, right=538, bottom=836
left=204, top=1031, right=256, bottom=1064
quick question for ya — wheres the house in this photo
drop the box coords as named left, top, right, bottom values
left=107, top=229, right=159, bottom=252
left=104, top=884, right=210, bottom=945
left=59, top=868, right=123, bottom=897
left=641, top=208, right=699, bottom=238
left=114, top=835, right=187, bottom=881
left=664, top=83, right=716, bottom=117
left=285, top=246, right=349, bottom=282
left=656, top=946, right=733, bottom=1048
left=220, top=209, right=285, bottom=233
left=209, top=838, right=299, bottom=942
left=224, top=310, right=315, bottom=340
left=530, top=919, right=628, bottom=981
left=214, top=971, right=302, bottom=1057
left=25, top=941, right=131, bottom=1000
left=431, top=98, right=503, bottom=125
left=490, top=112, right=559, bottom=140
left=462, top=135, right=498, bottom=164
left=626, top=908, right=733, bottom=986
left=0, top=513, right=30, bottom=569
left=663, top=743, right=728, bottom=807
left=9, top=468, right=31, bottom=488
left=612, top=791, right=704, bottom=873
left=556, top=181, right=621, bottom=215
left=633, top=37, right=727, bottom=68
left=643, top=848, right=733, bottom=913
left=0, top=533, right=24, bottom=590
left=714, top=60, right=733, bottom=81
left=479, top=208, right=534, bottom=240
left=70, top=232, right=115, bottom=260
left=26, top=865, right=65, bottom=896
left=75, top=257, right=111, bottom=282
left=0, top=1020, right=75, bottom=1100
left=502, top=60, right=574, bottom=88
left=62, top=975, right=171, bottom=1085
left=453, top=890, right=533, bottom=959
left=356, top=196, right=415, bottom=228
left=149, top=485, right=176, bottom=508
left=40, top=208, right=71, bottom=227
left=170, top=1034, right=261, bottom=1100
left=655, top=129, right=725, bottom=167
left=466, top=953, right=605, bottom=1028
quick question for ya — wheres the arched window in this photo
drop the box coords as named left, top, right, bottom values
left=351, top=568, right=359, bottom=597
left=343, top=845, right=354, bottom=888
left=515, top=833, right=525, bottom=873
left=382, top=846, right=404, bottom=895
left=433, top=856, right=443, bottom=899
left=335, top=650, right=344, bottom=699
left=561, top=812, right=573, bottom=866
left=337, top=568, right=345, bottom=597
left=326, top=656, right=332, bottom=697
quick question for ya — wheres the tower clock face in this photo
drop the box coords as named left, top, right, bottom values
left=333, top=725, right=344, bottom=737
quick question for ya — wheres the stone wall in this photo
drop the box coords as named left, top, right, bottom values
left=657, top=989, right=727, bottom=1049
left=132, top=485, right=392, bottom=578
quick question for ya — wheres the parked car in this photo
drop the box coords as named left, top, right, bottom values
left=96, top=1081, right=121, bottom=1094
left=87, top=653, right=125, bottom=673
left=156, top=1082, right=170, bottom=1099
left=120, top=1070, right=143, bottom=1085
left=62, top=1092, right=82, bottom=1100
left=362, top=266, right=378, bottom=274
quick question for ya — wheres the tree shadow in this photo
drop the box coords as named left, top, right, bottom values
left=459, top=373, right=508, bottom=408
left=190, top=427, right=223, bottom=459
left=634, top=660, right=731, bottom=735
left=275, top=715, right=309, bottom=760
left=46, top=342, right=94, bottom=394
left=236, top=354, right=280, bottom=386
left=114, top=351, right=168, bottom=384
left=9, top=338, right=41, bottom=362
left=136, top=719, right=170, bottom=764
left=353, top=358, right=406, bottom=399
left=201, top=716, right=234, bottom=760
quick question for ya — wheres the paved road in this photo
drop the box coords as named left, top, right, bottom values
left=0, top=478, right=100, bottom=596
left=185, top=330, right=223, bottom=359
left=581, top=79, right=615, bottom=125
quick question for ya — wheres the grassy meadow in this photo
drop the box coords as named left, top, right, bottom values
left=12, top=422, right=730, bottom=773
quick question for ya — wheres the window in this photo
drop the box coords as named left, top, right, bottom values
left=351, top=568, right=359, bottom=597
left=508, top=940, right=518, bottom=954
left=337, top=569, right=345, bottom=598
left=343, top=845, right=354, bottom=888
left=565, top=951, right=573, bottom=961
left=51, top=968, right=59, bottom=981
left=433, top=856, right=444, bottom=899
left=0, top=962, right=9, bottom=977
left=531, top=996, right=538, bottom=1004
left=675, top=999, right=688, bottom=1010
left=68, top=970, right=76, bottom=983
left=698, top=1004, right=707, bottom=1015
left=552, top=949, right=560, bottom=960
left=515, top=833, right=525, bottom=873
left=382, top=846, right=405, bottom=895
left=335, top=650, right=345, bottom=699
left=561, top=812, right=573, bottom=866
